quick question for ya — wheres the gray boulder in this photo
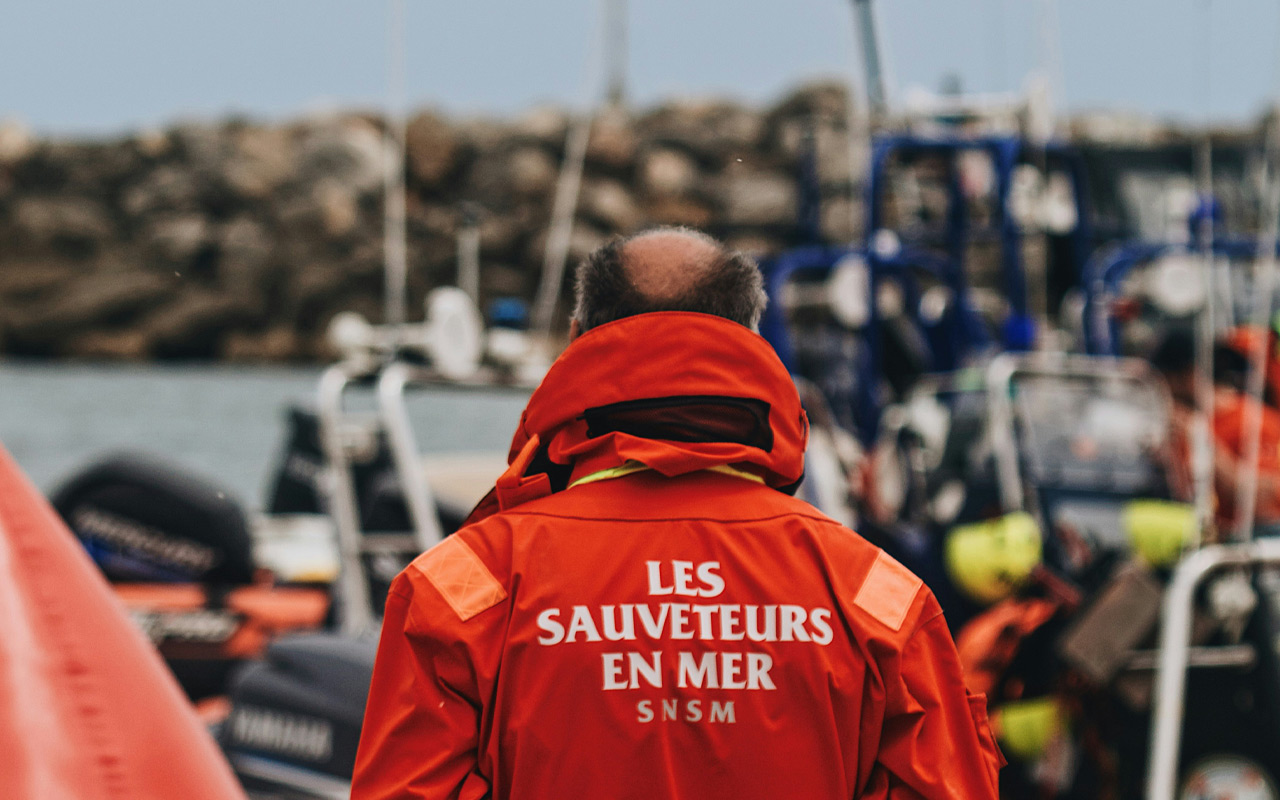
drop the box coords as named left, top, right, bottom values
left=12, top=196, right=114, bottom=251
left=579, top=178, right=643, bottom=232
left=639, top=147, right=700, bottom=198
left=296, top=116, right=389, bottom=197
left=0, top=120, right=34, bottom=164
left=170, top=122, right=230, bottom=174
left=820, top=195, right=863, bottom=244
left=5, top=271, right=176, bottom=347
left=405, top=111, right=459, bottom=188
left=480, top=263, right=531, bottom=298
left=223, top=125, right=296, bottom=200
left=121, top=166, right=202, bottom=219
left=719, top=169, right=797, bottom=227
left=725, top=233, right=784, bottom=258
left=507, top=146, right=558, bottom=198
left=275, top=178, right=363, bottom=240
left=64, top=329, right=153, bottom=360
left=644, top=197, right=714, bottom=229
left=767, top=82, right=850, bottom=126
left=0, top=261, right=81, bottom=300
left=773, top=118, right=856, bottom=186
left=636, top=100, right=765, bottom=163
left=144, top=214, right=212, bottom=270
left=524, top=222, right=607, bottom=268
left=478, top=207, right=532, bottom=262
left=221, top=325, right=305, bottom=362
left=144, top=288, right=263, bottom=357
left=216, top=217, right=276, bottom=294
left=457, top=118, right=513, bottom=154
left=513, top=107, right=569, bottom=147
left=587, top=108, right=638, bottom=171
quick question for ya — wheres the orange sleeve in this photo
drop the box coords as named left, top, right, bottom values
left=350, top=578, right=492, bottom=800
left=859, top=613, right=1004, bottom=799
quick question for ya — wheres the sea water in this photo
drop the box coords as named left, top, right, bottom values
left=0, top=361, right=529, bottom=508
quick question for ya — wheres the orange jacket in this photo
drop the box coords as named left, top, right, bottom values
left=1221, top=325, right=1280, bottom=406
left=0, top=445, right=244, bottom=800
left=1213, top=388, right=1280, bottom=525
left=352, top=312, right=1002, bottom=800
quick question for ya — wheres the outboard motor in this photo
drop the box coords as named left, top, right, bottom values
left=52, top=453, right=331, bottom=701
left=52, top=453, right=254, bottom=585
left=266, top=406, right=331, bottom=516
left=220, top=633, right=376, bottom=797
left=266, top=405, right=420, bottom=533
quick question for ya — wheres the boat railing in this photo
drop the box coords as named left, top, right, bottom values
left=315, top=291, right=543, bottom=633
left=1146, top=539, right=1280, bottom=800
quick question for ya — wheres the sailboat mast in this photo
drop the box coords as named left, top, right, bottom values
left=605, top=0, right=628, bottom=108
left=384, top=0, right=409, bottom=327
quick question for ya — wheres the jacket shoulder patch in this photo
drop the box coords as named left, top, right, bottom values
left=853, top=550, right=922, bottom=632
left=411, top=536, right=507, bottom=621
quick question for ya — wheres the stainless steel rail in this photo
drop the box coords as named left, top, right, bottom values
left=1146, top=538, right=1280, bottom=800
left=316, top=360, right=380, bottom=636
left=377, top=363, right=446, bottom=548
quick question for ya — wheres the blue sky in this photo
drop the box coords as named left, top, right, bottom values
left=4, top=0, right=1280, bottom=136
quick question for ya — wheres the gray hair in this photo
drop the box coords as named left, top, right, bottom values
left=571, top=227, right=768, bottom=333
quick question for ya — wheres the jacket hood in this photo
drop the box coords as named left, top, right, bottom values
left=470, top=312, right=808, bottom=521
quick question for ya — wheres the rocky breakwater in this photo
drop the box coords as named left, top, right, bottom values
left=0, top=83, right=861, bottom=361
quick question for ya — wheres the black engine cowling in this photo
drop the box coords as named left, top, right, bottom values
left=220, top=633, right=376, bottom=787
left=51, top=452, right=254, bottom=585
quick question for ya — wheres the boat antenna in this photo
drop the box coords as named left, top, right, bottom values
left=530, top=0, right=610, bottom=341
left=383, top=0, right=409, bottom=327
left=1029, top=0, right=1063, bottom=143
left=849, top=0, right=891, bottom=120
left=1229, top=11, right=1280, bottom=544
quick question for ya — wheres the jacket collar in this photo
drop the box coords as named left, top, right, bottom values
left=470, top=312, right=809, bottom=521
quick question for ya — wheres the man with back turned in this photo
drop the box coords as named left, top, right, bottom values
left=352, top=227, right=1003, bottom=799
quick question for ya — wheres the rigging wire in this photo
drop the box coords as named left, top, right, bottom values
left=531, top=0, right=612, bottom=341
left=1190, top=0, right=1216, bottom=543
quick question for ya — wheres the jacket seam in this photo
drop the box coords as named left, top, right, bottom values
left=906, top=608, right=946, bottom=640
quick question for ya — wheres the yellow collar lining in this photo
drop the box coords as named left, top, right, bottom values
left=568, top=461, right=766, bottom=489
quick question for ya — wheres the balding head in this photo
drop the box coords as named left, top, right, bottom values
left=619, top=228, right=723, bottom=301
left=571, top=227, right=767, bottom=335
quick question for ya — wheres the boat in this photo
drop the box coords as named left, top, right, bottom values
left=0, top=443, right=246, bottom=799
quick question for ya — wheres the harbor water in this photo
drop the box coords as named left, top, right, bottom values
left=0, top=361, right=530, bottom=508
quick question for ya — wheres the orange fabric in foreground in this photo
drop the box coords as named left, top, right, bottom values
left=0, top=444, right=245, bottom=800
